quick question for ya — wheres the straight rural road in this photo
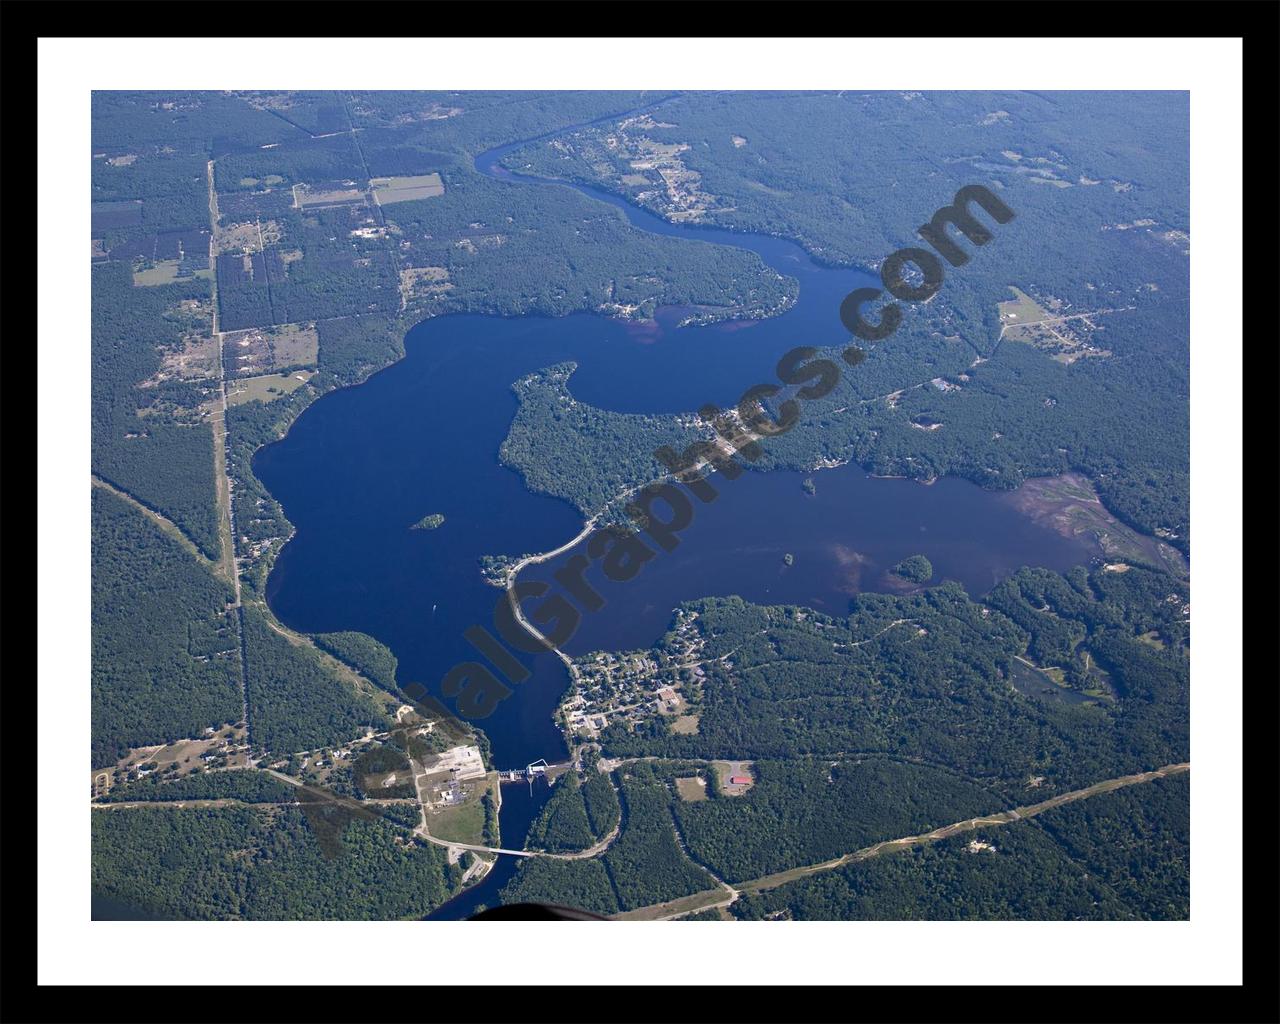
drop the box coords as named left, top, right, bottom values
left=615, top=761, right=1190, bottom=920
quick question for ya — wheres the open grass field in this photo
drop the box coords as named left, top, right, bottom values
left=999, top=286, right=1119, bottom=365
left=998, top=285, right=1050, bottom=327
left=267, top=322, right=319, bottom=369
left=423, top=774, right=498, bottom=846
left=371, top=173, right=444, bottom=206
left=293, top=183, right=366, bottom=210
left=132, top=260, right=214, bottom=287
left=225, top=370, right=314, bottom=407
left=612, top=884, right=729, bottom=921
left=674, top=776, right=708, bottom=802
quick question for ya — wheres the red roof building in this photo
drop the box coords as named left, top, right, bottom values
left=729, top=776, right=751, bottom=785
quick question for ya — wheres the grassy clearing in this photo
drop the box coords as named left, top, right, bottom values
left=612, top=885, right=729, bottom=921
left=205, top=401, right=238, bottom=589
left=132, top=260, right=213, bottom=287
left=371, top=173, right=444, bottom=205
left=267, top=322, right=319, bottom=369
left=998, top=286, right=1051, bottom=326
left=675, top=776, right=708, bottom=802
left=423, top=774, right=498, bottom=846
left=225, top=370, right=314, bottom=407
left=294, top=184, right=366, bottom=209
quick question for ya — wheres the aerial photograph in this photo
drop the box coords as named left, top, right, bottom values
left=87, top=88, right=1191, bottom=924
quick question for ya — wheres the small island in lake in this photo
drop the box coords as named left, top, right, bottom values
left=783, top=552, right=795, bottom=566
left=802, top=477, right=816, bottom=496
left=892, top=554, right=933, bottom=583
left=411, top=513, right=446, bottom=530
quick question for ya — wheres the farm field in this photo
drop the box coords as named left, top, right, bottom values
left=132, top=260, right=213, bottom=287
left=226, top=370, right=315, bottom=407
left=371, top=173, right=445, bottom=205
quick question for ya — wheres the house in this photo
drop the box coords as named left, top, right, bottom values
left=730, top=776, right=751, bottom=786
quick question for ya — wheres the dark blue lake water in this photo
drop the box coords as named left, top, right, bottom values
left=253, top=114, right=1098, bottom=918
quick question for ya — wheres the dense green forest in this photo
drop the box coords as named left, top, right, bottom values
left=91, top=489, right=242, bottom=767
left=1034, top=770, right=1189, bottom=918
left=91, top=805, right=460, bottom=919
left=91, top=261, right=222, bottom=558
left=505, top=91, right=1187, bottom=269
left=315, top=315, right=407, bottom=385
left=97, top=769, right=296, bottom=804
left=312, top=631, right=400, bottom=692
left=524, top=772, right=595, bottom=852
left=215, top=206, right=402, bottom=331
left=497, top=856, right=621, bottom=917
left=730, top=771, right=1188, bottom=920
left=241, top=604, right=389, bottom=755
left=602, top=768, right=718, bottom=910
left=524, top=771, right=620, bottom=853
left=594, top=564, right=1189, bottom=801
left=893, top=555, right=934, bottom=584
left=500, top=363, right=708, bottom=516
left=383, top=165, right=795, bottom=323
left=582, top=771, right=622, bottom=839
left=501, top=765, right=716, bottom=915
left=674, top=758, right=1001, bottom=883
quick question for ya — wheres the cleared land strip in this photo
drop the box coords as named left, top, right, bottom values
left=91, top=475, right=213, bottom=568
left=997, top=305, right=1135, bottom=340
left=207, top=159, right=241, bottom=605
left=206, top=401, right=238, bottom=589
left=615, top=761, right=1190, bottom=920
left=93, top=799, right=293, bottom=811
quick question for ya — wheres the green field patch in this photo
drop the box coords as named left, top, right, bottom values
left=1136, top=630, right=1166, bottom=650
left=225, top=370, right=315, bottom=407
left=293, top=183, right=367, bottom=210
left=424, top=773, right=498, bottom=846
left=132, top=260, right=213, bottom=287
left=265, top=322, right=319, bottom=369
left=371, top=173, right=445, bottom=206
left=674, top=776, right=708, bottom=802
left=998, top=285, right=1052, bottom=326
